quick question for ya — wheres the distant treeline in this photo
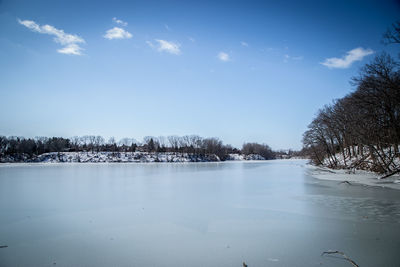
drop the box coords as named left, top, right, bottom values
left=0, top=135, right=279, bottom=161
left=302, top=22, right=400, bottom=173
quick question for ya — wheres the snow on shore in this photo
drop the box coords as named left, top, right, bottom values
left=306, top=164, right=400, bottom=190
left=322, top=146, right=400, bottom=173
left=0, top=152, right=266, bottom=163
left=226, top=153, right=266, bottom=161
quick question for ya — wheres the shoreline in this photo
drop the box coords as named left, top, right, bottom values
left=0, top=160, right=276, bottom=167
left=0, top=151, right=270, bottom=164
left=306, top=163, right=400, bottom=190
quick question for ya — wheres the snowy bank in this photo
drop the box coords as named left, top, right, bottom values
left=320, top=145, right=400, bottom=174
left=0, top=152, right=267, bottom=163
left=306, top=164, right=400, bottom=190
left=226, top=153, right=266, bottom=161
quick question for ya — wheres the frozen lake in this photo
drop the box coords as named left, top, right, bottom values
left=0, top=160, right=399, bottom=266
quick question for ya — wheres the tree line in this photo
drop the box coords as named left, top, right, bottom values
left=0, top=135, right=276, bottom=161
left=302, top=22, right=400, bottom=174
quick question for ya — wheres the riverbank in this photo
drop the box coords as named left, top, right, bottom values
left=306, top=163, right=400, bottom=190
left=0, top=151, right=267, bottom=163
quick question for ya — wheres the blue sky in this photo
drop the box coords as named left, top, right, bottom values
left=0, top=0, right=399, bottom=149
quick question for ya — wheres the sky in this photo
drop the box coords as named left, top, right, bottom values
left=0, top=0, right=399, bottom=150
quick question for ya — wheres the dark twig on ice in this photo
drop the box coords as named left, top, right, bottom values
left=339, top=181, right=352, bottom=185
left=0, top=245, right=8, bottom=248
left=322, top=250, right=359, bottom=267
left=380, top=169, right=400, bottom=179
left=242, top=262, right=248, bottom=267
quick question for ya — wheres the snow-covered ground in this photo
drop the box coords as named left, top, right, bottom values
left=226, top=153, right=266, bottom=161
left=306, top=164, right=400, bottom=190
left=0, top=152, right=267, bottom=163
left=322, top=146, right=400, bottom=173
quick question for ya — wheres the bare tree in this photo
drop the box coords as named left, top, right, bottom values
left=70, top=136, right=81, bottom=151
left=383, top=20, right=400, bottom=45
left=108, top=137, right=116, bottom=145
left=94, top=136, right=105, bottom=152
left=303, top=52, right=400, bottom=174
left=167, top=135, right=180, bottom=150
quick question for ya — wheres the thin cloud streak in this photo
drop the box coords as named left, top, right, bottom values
left=284, top=54, right=304, bottom=63
left=18, top=18, right=85, bottom=55
left=112, top=17, right=128, bottom=26
left=321, top=47, right=374, bottom=69
left=147, top=39, right=181, bottom=55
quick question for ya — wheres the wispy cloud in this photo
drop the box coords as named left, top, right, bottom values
left=146, top=40, right=155, bottom=48
left=57, top=44, right=83, bottom=55
left=321, top=47, right=374, bottom=69
left=284, top=54, right=303, bottom=63
left=104, top=27, right=132, bottom=40
left=112, top=17, right=127, bottom=26
left=241, top=41, right=248, bottom=47
left=165, top=24, right=171, bottom=31
left=217, top=52, right=230, bottom=62
left=188, top=37, right=195, bottom=42
left=147, top=39, right=181, bottom=55
left=283, top=54, right=290, bottom=63
left=18, top=18, right=85, bottom=55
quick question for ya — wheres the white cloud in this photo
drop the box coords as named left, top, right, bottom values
left=18, top=19, right=41, bottom=32
left=147, top=39, right=181, bottom=55
left=165, top=24, right=171, bottom=31
left=18, top=18, right=85, bottom=55
left=217, top=52, right=230, bottom=62
left=241, top=41, right=248, bottom=47
left=321, top=47, right=374, bottom=69
left=112, top=17, right=127, bottom=26
left=57, top=44, right=83, bottom=55
left=104, top=27, right=132, bottom=40
left=188, top=37, right=195, bottom=42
